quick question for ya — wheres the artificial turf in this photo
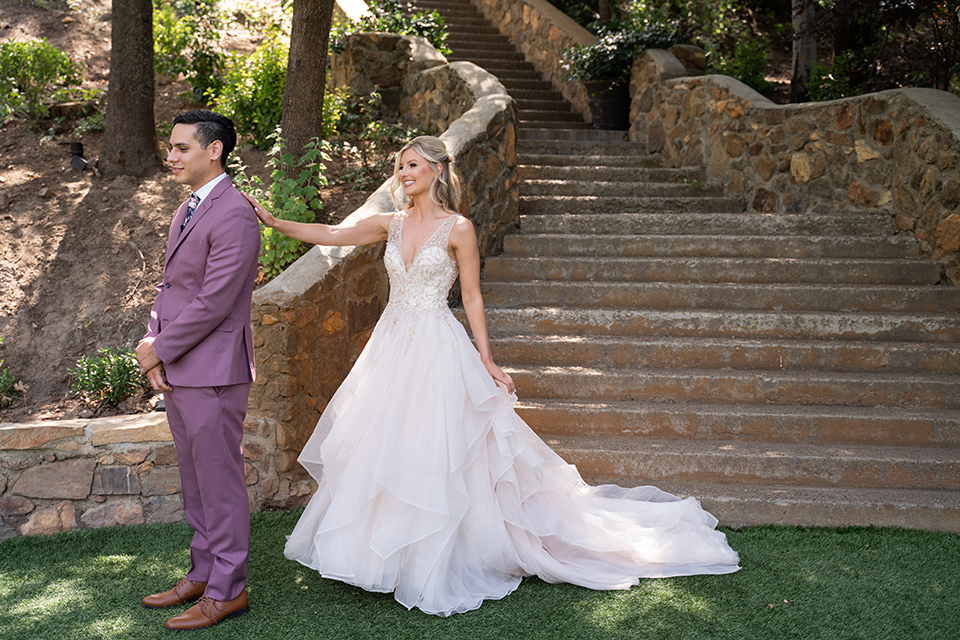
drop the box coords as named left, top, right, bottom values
left=1, top=509, right=957, bottom=639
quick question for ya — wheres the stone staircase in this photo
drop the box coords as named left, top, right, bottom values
left=416, top=0, right=960, bottom=531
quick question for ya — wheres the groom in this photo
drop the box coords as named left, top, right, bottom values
left=136, top=109, right=260, bottom=631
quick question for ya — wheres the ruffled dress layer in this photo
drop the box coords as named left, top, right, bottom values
left=284, top=212, right=740, bottom=616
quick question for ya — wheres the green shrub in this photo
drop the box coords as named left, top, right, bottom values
left=323, top=86, right=349, bottom=140
left=231, top=131, right=329, bottom=279
left=70, top=86, right=106, bottom=136
left=0, top=337, right=22, bottom=408
left=807, top=51, right=858, bottom=102
left=718, top=36, right=773, bottom=93
left=70, top=347, right=143, bottom=407
left=216, top=33, right=288, bottom=149
left=332, top=91, right=429, bottom=190
left=153, top=0, right=227, bottom=102
left=0, top=39, right=82, bottom=123
left=331, top=0, right=449, bottom=55
left=562, top=24, right=680, bottom=83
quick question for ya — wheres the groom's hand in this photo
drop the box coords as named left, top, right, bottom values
left=136, top=338, right=162, bottom=374
left=145, top=364, right=173, bottom=392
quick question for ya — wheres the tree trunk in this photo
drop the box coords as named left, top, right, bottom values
left=280, top=0, right=336, bottom=161
left=790, top=0, right=817, bottom=103
left=100, top=0, right=161, bottom=178
left=598, top=0, right=613, bottom=25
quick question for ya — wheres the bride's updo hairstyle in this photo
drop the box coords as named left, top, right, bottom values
left=392, top=136, right=463, bottom=214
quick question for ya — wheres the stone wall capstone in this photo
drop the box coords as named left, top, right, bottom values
left=629, top=48, right=960, bottom=284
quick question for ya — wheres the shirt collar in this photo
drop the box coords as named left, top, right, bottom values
left=193, top=172, right=228, bottom=205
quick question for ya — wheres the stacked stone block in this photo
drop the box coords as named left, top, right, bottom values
left=630, top=49, right=960, bottom=284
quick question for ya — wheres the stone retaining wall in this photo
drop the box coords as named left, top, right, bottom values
left=0, top=413, right=270, bottom=538
left=630, top=48, right=960, bottom=284
left=0, top=33, right=517, bottom=538
left=248, top=34, right=517, bottom=509
left=471, top=0, right=594, bottom=122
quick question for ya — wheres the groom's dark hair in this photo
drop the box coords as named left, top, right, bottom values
left=173, top=109, right=237, bottom=169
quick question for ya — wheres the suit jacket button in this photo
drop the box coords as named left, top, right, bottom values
left=164, top=282, right=171, bottom=289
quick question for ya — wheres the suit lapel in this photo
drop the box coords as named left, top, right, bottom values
left=167, top=177, right=233, bottom=262
left=166, top=200, right=189, bottom=265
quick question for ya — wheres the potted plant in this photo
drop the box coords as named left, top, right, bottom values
left=562, top=24, right=679, bottom=130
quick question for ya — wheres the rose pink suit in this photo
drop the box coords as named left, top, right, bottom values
left=143, top=178, right=261, bottom=601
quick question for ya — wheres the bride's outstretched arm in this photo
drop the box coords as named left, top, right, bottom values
left=242, top=192, right=390, bottom=246
left=451, top=217, right=516, bottom=394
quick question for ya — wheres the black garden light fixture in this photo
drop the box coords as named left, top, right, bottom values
left=69, top=141, right=87, bottom=171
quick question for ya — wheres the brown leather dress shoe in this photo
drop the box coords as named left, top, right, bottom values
left=141, top=578, right=208, bottom=609
left=164, top=589, right=248, bottom=630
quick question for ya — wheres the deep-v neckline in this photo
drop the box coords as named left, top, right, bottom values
left=399, top=213, right=453, bottom=273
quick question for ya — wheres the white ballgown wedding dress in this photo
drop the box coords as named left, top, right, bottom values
left=284, top=211, right=740, bottom=616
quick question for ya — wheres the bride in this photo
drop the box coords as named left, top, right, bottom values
left=248, top=136, right=740, bottom=617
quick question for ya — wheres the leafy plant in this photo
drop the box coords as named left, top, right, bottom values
left=70, top=347, right=143, bottom=407
left=806, top=51, right=857, bottom=102
left=332, top=91, right=428, bottom=190
left=718, top=35, right=773, bottom=93
left=805, top=0, right=960, bottom=96
left=331, top=0, right=449, bottom=55
left=70, top=86, right=106, bottom=136
left=0, top=39, right=82, bottom=123
left=562, top=24, right=680, bottom=83
left=231, top=131, right=329, bottom=279
left=215, top=33, right=289, bottom=149
left=0, top=337, right=23, bottom=408
left=323, top=85, right=349, bottom=140
left=153, top=0, right=227, bottom=102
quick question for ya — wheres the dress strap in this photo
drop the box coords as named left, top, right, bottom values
left=435, top=214, right=460, bottom=250
left=388, top=211, right=403, bottom=246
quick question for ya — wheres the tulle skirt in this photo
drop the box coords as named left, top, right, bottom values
left=284, top=303, right=740, bottom=616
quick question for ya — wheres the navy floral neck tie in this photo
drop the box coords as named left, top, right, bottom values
left=180, top=193, right=200, bottom=232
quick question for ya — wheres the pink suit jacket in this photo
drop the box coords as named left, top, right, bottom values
left=144, top=178, right=261, bottom=387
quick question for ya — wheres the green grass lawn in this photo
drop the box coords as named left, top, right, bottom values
left=1, top=509, right=957, bottom=639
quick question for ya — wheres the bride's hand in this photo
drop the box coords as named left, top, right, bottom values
left=242, top=192, right=278, bottom=228
left=484, top=359, right=515, bottom=394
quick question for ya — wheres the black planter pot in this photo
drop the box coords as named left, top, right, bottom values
left=584, top=80, right=630, bottom=130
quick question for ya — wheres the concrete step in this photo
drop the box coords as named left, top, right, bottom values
left=518, top=139, right=648, bottom=154
left=515, top=399, right=960, bottom=448
left=516, top=100, right=582, bottom=114
left=546, top=435, right=960, bottom=490
left=519, top=128, right=629, bottom=140
left=483, top=256, right=941, bottom=285
left=446, top=34, right=512, bottom=47
left=483, top=68, right=545, bottom=81
left=447, top=24, right=502, bottom=35
left=520, top=165, right=701, bottom=181
left=519, top=120, right=594, bottom=131
left=637, top=482, right=960, bottom=532
left=519, top=154, right=661, bottom=167
left=491, top=335, right=960, bottom=375
left=447, top=52, right=527, bottom=63
left=481, top=280, right=958, bottom=312
left=477, top=307, right=960, bottom=343
left=516, top=110, right=586, bottom=124
left=521, top=196, right=746, bottom=215
left=509, top=89, right=566, bottom=102
left=518, top=212, right=891, bottom=235
left=522, top=179, right=725, bottom=197
left=507, top=365, right=960, bottom=410
left=501, top=233, right=923, bottom=259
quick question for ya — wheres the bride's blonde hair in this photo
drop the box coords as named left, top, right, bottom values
left=391, top=136, right=463, bottom=213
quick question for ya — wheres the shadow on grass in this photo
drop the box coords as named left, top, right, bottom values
left=1, top=511, right=958, bottom=640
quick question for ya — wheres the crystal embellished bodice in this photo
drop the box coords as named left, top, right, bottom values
left=384, top=211, right=460, bottom=309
